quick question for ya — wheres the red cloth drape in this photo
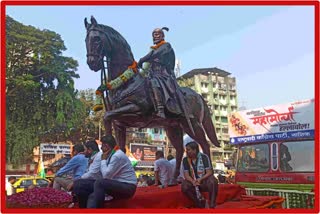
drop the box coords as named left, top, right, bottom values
left=100, top=184, right=284, bottom=209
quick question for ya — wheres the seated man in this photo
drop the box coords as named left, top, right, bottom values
left=74, top=135, right=137, bottom=208
left=73, top=140, right=103, bottom=207
left=53, top=144, right=88, bottom=191
left=181, top=141, right=218, bottom=208
left=154, top=151, right=174, bottom=187
left=137, top=175, right=148, bottom=187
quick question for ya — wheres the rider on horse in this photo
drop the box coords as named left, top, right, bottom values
left=138, top=27, right=183, bottom=119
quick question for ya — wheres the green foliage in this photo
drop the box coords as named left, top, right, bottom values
left=5, top=16, right=86, bottom=164
left=177, top=77, right=194, bottom=88
left=76, top=89, right=105, bottom=140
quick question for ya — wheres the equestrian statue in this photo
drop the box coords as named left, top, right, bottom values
left=84, top=16, right=220, bottom=181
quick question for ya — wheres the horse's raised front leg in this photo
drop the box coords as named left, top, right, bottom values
left=166, top=126, right=184, bottom=182
left=103, top=103, right=141, bottom=135
left=104, top=104, right=141, bottom=121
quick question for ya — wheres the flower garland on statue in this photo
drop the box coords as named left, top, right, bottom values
left=95, top=61, right=138, bottom=96
left=150, top=40, right=166, bottom=50
left=95, top=41, right=167, bottom=96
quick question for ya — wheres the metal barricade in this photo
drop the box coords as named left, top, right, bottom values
left=245, top=188, right=315, bottom=208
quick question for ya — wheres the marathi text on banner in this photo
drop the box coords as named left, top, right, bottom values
left=228, top=99, right=314, bottom=144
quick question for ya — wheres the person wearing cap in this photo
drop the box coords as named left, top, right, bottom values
left=138, top=27, right=181, bottom=119
left=74, top=135, right=137, bottom=208
left=181, top=141, right=218, bottom=208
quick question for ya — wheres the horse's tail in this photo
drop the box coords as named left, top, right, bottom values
left=200, top=96, right=221, bottom=148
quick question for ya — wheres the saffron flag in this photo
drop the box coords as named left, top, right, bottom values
left=37, top=157, right=46, bottom=178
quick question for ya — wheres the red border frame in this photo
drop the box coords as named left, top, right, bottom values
left=1, top=1, right=319, bottom=213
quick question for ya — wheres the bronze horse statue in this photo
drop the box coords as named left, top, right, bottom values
left=84, top=16, right=220, bottom=179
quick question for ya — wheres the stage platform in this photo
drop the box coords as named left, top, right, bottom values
left=95, top=184, right=285, bottom=209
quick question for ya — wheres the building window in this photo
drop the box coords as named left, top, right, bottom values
left=229, top=84, right=236, bottom=91
left=202, top=93, right=208, bottom=100
left=219, top=95, right=226, bottom=100
left=201, top=82, right=208, bottom=88
left=221, top=117, right=228, bottom=123
left=280, top=141, right=314, bottom=172
left=220, top=106, right=227, bottom=111
left=221, top=84, right=227, bottom=90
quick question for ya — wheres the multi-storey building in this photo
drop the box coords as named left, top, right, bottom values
left=177, top=67, right=238, bottom=162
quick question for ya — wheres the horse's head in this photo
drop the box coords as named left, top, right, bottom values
left=84, top=16, right=110, bottom=72
left=84, top=16, right=135, bottom=74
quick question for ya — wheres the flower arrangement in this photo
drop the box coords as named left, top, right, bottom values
left=150, top=40, right=166, bottom=49
left=7, top=187, right=72, bottom=208
left=95, top=61, right=138, bottom=95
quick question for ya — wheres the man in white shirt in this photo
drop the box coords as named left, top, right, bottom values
left=154, top=151, right=174, bottom=187
left=6, top=176, right=16, bottom=196
left=81, top=140, right=102, bottom=180
left=73, top=140, right=102, bottom=208
left=74, top=135, right=137, bottom=208
left=87, top=135, right=137, bottom=208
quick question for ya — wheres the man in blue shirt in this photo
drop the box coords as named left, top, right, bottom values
left=53, top=144, right=88, bottom=191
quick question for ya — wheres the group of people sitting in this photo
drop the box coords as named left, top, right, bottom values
left=53, top=135, right=136, bottom=208
left=52, top=135, right=218, bottom=208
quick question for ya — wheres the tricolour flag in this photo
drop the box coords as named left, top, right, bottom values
left=37, top=157, right=46, bottom=178
left=128, top=154, right=138, bottom=167
left=125, top=146, right=139, bottom=167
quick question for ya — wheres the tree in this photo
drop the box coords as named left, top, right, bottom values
left=72, top=89, right=105, bottom=142
left=5, top=16, right=86, bottom=165
left=177, top=77, right=194, bottom=88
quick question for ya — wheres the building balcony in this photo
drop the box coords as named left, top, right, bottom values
left=132, top=132, right=148, bottom=139
left=229, top=102, right=237, bottom=107
left=214, top=122, right=221, bottom=128
left=214, top=110, right=220, bottom=115
left=218, top=89, right=227, bottom=94
left=201, top=89, right=209, bottom=95
left=229, top=91, right=237, bottom=96
left=222, top=134, right=230, bottom=141
left=219, top=100, right=227, bottom=106
left=220, top=111, right=228, bottom=117
left=213, top=99, right=219, bottom=105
